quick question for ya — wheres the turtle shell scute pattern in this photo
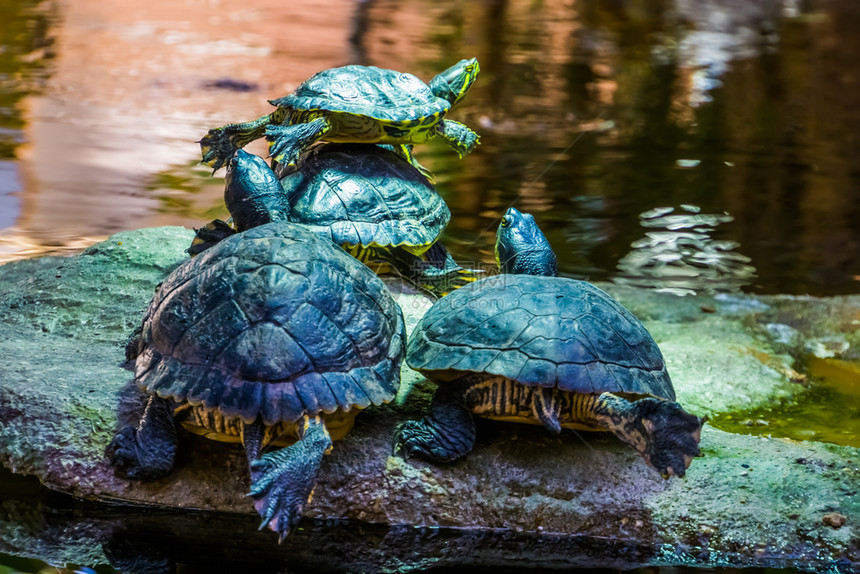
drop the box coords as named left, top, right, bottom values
left=133, top=222, right=405, bottom=425
left=406, top=275, right=674, bottom=400
left=271, top=65, right=450, bottom=123
left=281, top=144, right=449, bottom=250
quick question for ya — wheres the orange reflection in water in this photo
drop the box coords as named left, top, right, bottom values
left=6, top=0, right=357, bottom=260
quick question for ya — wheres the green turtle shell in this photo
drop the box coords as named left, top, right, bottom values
left=133, top=222, right=405, bottom=426
left=271, top=65, right=450, bottom=123
left=406, top=275, right=674, bottom=400
left=279, top=144, right=450, bottom=253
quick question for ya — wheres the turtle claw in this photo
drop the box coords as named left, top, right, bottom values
left=435, top=119, right=480, bottom=157
left=264, top=127, right=303, bottom=169
left=105, top=426, right=140, bottom=473
left=245, top=417, right=331, bottom=542
left=199, top=130, right=233, bottom=171
left=200, top=122, right=263, bottom=172
left=392, top=412, right=475, bottom=464
left=391, top=421, right=419, bottom=460
left=106, top=396, right=177, bottom=480
left=106, top=424, right=175, bottom=480
left=248, top=455, right=304, bottom=542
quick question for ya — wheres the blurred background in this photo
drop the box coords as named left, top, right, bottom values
left=1, top=0, right=859, bottom=296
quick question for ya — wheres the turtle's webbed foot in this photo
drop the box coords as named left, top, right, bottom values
left=410, top=158, right=435, bottom=183
left=393, top=412, right=475, bottom=463
left=436, top=119, right=480, bottom=157
left=106, top=424, right=175, bottom=480
left=199, top=127, right=241, bottom=172
left=394, top=420, right=459, bottom=462
left=106, top=396, right=177, bottom=480
left=248, top=456, right=305, bottom=542
left=199, top=114, right=273, bottom=172
left=626, top=398, right=704, bottom=479
left=389, top=144, right=435, bottom=182
left=394, top=386, right=476, bottom=463
left=246, top=417, right=331, bottom=543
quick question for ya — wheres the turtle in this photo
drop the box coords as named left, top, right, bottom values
left=199, top=58, right=481, bottom=176
left=106, top=220, right=406, bottom=542
left=189, top=147, right=481, bottom=297
left=393, top=207, right=704, bottom=478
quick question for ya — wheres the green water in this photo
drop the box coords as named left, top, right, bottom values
left=711, top=356, right=860, bottom=448
left=711, top=384, right=860, bottom=448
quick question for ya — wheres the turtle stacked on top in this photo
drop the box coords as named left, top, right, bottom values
left=193, top=58, right=484, bottom=298
left=199, top=58, right=480, bottom=177
left=191, top=145, right=479, bottom=297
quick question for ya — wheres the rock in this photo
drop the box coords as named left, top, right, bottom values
left=0, top=227, right=858, bottom=572
left=825, top=513, right=848, bottom=529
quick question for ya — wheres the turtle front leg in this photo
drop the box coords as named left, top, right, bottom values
left=243, top=415, right=333, bottom=543
left=588, top=393, right=704, bottom=478
left=199, top=113, right=275, bottom=172
left=434, top=119, right=480, bottom=157
left=393, top=384, right=476, bottom=463
left=106, top=395, right=178, bottom=480
left=265, top=117, right=331, bottom=172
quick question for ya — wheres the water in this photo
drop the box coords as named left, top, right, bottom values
left=0, top=468, right=813, bottom=574
left=711, top=353, right=860, bottom=447
left=1, top=0, right=859, bottom=572
left=2, top=0, right=860, bottom=296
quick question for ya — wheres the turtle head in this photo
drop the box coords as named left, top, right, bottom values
left=429, top=58, right=480, bottom=107
left=225, top=149, right=291, bottom=231
left=495, top=207, right=558, bottom=276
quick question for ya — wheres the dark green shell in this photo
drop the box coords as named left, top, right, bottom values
left=406, top=275, right=674, bottom=400
left=271, top=65, right=450, bottom=123
left=134, top=222, right=405, bottom=425
left=280, top=144, right=450, bottom=250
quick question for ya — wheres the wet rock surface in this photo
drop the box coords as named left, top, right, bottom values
left=0, top=227, right=858, bottom=572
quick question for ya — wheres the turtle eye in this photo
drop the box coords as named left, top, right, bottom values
left=500, top=216, right=509, bottom=228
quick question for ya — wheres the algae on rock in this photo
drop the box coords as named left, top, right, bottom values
left=0, top=227, right=858, bottom=572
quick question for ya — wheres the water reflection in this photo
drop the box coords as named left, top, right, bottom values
left=614, top=205, right=757, bottom=295
left=0, top=0, right=55, bottom=237
left=1, top=0, right=860, bottom=295
left=0, top=464, right=820, bottom=574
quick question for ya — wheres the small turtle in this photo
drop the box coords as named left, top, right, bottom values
left=106, top=220, right=405, bottom=542
left=190, top=147, right=480, bottom=297
left=394, top=208, right=704, bottom=478
left=199, top=59, right=480, bottom=175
